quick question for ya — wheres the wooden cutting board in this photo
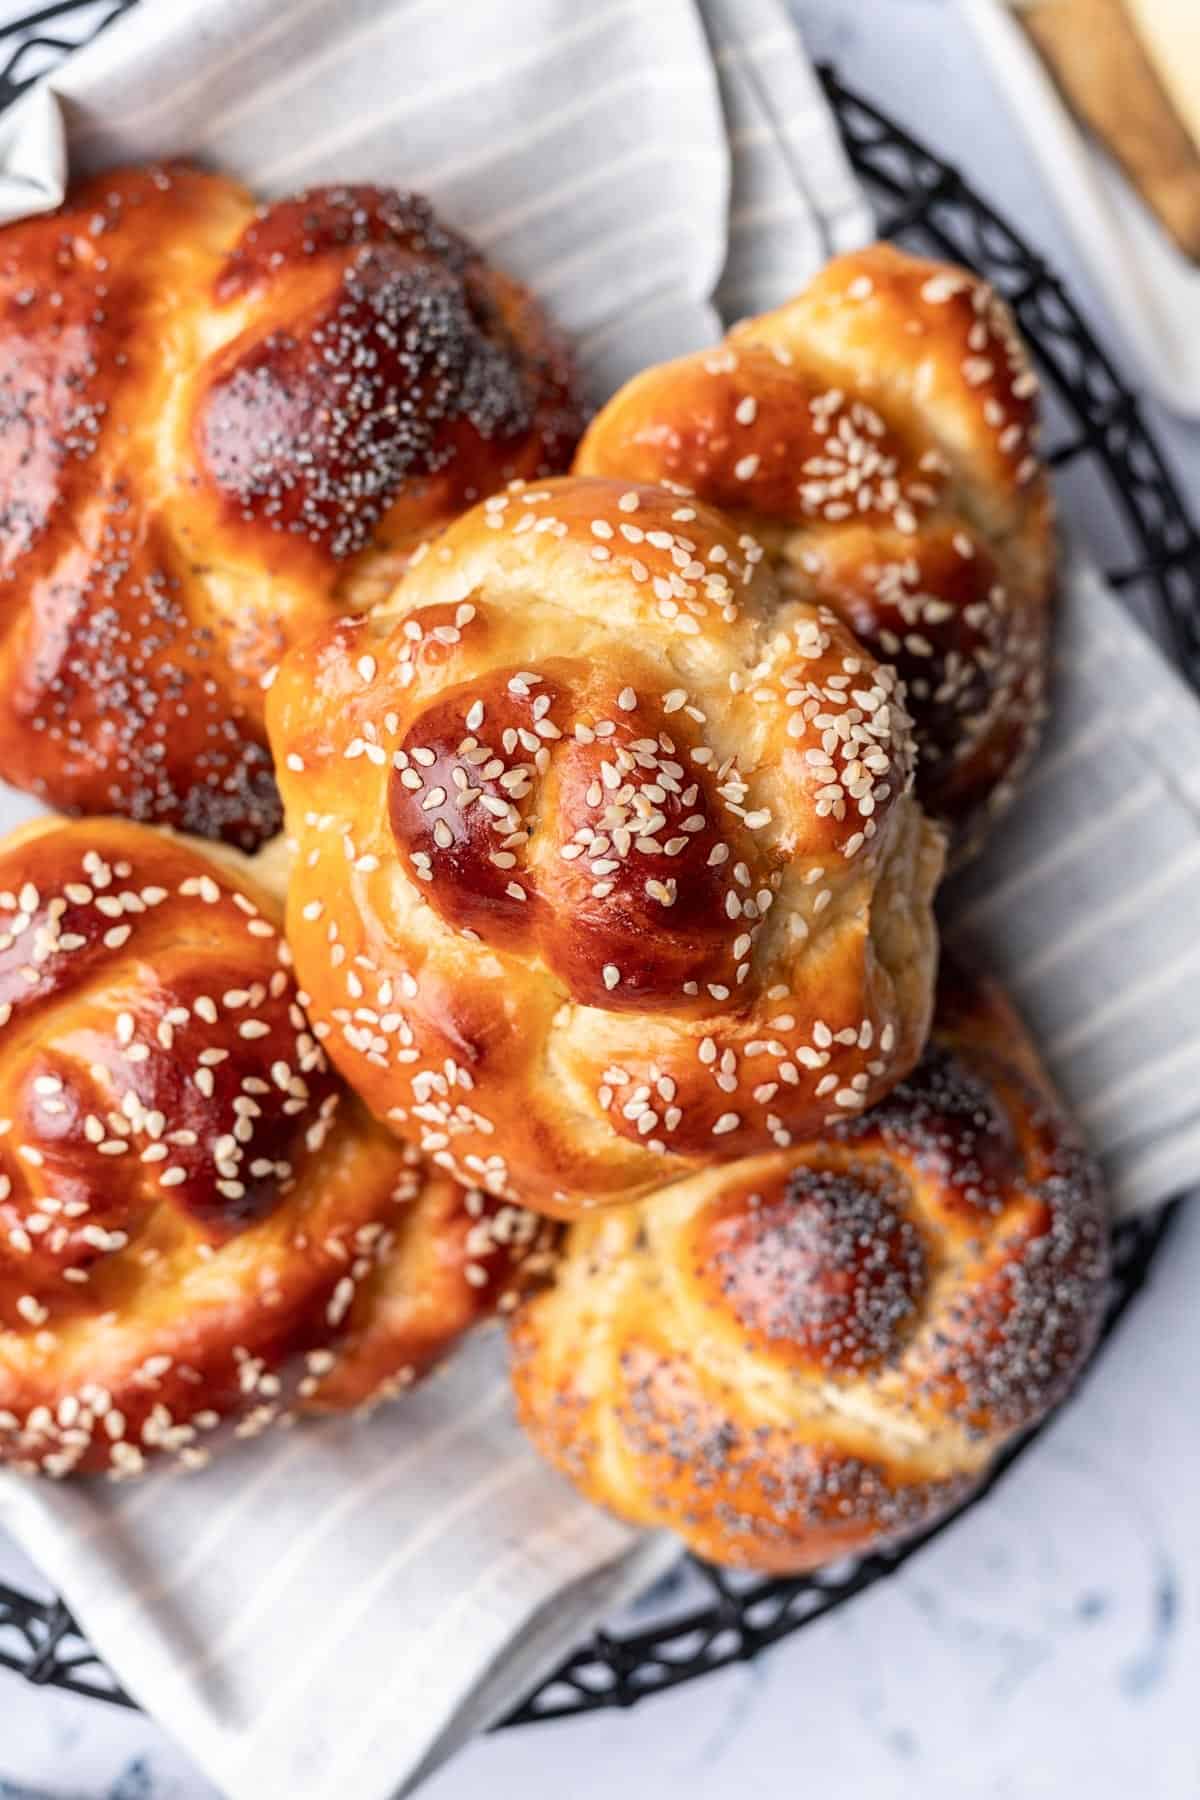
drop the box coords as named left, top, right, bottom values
left=1015, top=0, right=1200, bottom=259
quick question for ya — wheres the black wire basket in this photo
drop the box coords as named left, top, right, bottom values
left=0, top=0, right=1192, bottom=1730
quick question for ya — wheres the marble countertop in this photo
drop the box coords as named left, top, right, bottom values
left=3, top=1, right=1199, bottom=1795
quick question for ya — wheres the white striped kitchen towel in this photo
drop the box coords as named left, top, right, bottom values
left=0, top=0, right=1195, bottom=1796
left=0, top=1333, right=677, bottom=1798
left=946, top=553, right=1200, bottom=1218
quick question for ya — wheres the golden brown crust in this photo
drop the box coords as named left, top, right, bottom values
left=510, top=961, right=1109, bottom=1571
left=268, top=474, right=944, bottom=1217
left=0, top=817, right=553, bottom=1478
left=576, top=244, right=1055, bottom=861
left=0, top=165, right=581, bottom=848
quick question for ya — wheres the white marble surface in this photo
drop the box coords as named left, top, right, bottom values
left=2, top=1, right=1199, bottom=1795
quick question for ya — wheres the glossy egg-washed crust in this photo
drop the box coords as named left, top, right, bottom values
left=268, top=474, right=945, bottom=1218
left=576, top=244, right=1055, bottom=861
left=511, top=962, right=1109, bottom=1571
left=0, top=817, right=553, bottom=1478
left=0, top=164, right=581, bottom=848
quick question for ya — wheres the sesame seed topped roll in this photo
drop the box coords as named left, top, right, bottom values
left=0, top=817, right=552, bottom=1478
left=267, top=475, right=944, bottom=1218
left=0, top=164, right=581, bottom=848
left=510, top=961, right=1109, bottom=1572
left=576, top=244, right=1055, bottom=862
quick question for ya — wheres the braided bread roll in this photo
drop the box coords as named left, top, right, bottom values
left=0, top=818, right=552, bottom=1478
left=576, top=245, right=1054, bottom=860
left=267, top=475, right=944, bottom=1217
left=511, top=963, right=1108, bottom=1571
left=0, top=164, right=580, bottom=848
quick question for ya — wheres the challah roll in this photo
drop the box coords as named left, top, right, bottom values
left=0, top=817, right=552, bottom=1477
left=0, top=164, right=580, bottom=848
left=510, top=962, right=1108, bottom=1570
left=576, top=244, right=1054, bottom=860
left=267, top=474, right=944, bottom=1217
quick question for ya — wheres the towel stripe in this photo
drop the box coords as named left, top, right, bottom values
left=329, top=1504, right=600, bottom=1791
left=1019, top=839, right=1200, bottom=985
left=953, top=777, right=1159, bottom=932
left=234, top=1456, right=535, bottom=1744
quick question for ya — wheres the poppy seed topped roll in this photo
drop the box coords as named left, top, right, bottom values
left=0, top=164, right=581, bottom=846
left=510, top=962, right=1108, bottom=1570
